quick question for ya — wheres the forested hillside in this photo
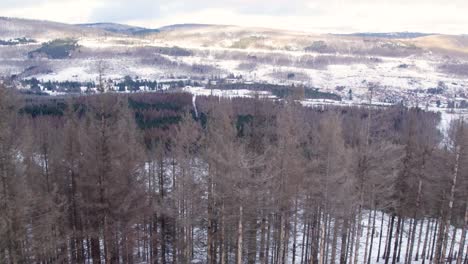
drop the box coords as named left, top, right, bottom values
left=0, top=85, right=467, bottom=264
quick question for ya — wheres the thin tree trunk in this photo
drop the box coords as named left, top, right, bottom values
left=348, top=214, right=356, bottom=264
left=441, top=146, right=461, bottom=263
left=392, top=216, right=402, bottom=264
left=354, top=205, right=363, bottom=264
left=311, top=208, right=320, bottom=264
left=91, top=237, right=101, bottom=264
left=383, top=214, right=393, bottom=260
left=325, top=215, right=332, bottom=264
left=266, top=214, right=272, bottom=264
left=278, top=211, right=286, bottom=264
left=301, top=219, right=309, bottom=264
left=247, top=216, right=259, bottom=264
left=385, top=214, right=395, bottom=264
left=220, top=201, right=226, bottom=264
left=284, top=211, right=290, bottom=264
left=416, top=218, right=425, bottom=261
left=293, top=197, right=299, bottom=264
left=237, top=205, right=244, bottom=264
left=259, top=216, right=267, bottom=264
left=319, top=212, right=327, bottom=264
left=340, top=217, right=349, bottom=264
left=411, top=153, right=425, bottom=262
left=448, top=227, right=457, bottom=262
left=377, top=211, right=385, bottom=262
left=422, top=219, right=433, bottom=263
left=304, top=217, right=311, bottom=264
left=406, top=218, right=416, bottom=264
left=435, top=215, right=447, bottom=264
left=398, top=218, right=405, bottom=262
left=457, top=203, right=468, bottom=264
left=364, top=209, right=373, bottom=264
left=331, top=217, right=339, bottom=264
left=207, top=163, right=214, bottom=264
left=368, top=208, right=377, bottom=264
left=430, top=219, right=440, bottom=262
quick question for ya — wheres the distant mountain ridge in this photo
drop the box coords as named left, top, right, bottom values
left=1, top=17, right=467, bottom=56
left=77, top=23, right=160, bottom=35
left=158, top=23, right=218, bottom=31
left=338, top=32, right=434, bottom=39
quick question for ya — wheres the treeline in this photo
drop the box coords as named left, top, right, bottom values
left=28, top=39, right=79, bottom=59
left=21, top=79, right=95, bottom=93
left=20, top=77, right=193, bottom=93
left=0, top=86, right=467, bottom=264
left=0, top=37, right=36, bottom=46
left=211, top=83, right=342, bottom=101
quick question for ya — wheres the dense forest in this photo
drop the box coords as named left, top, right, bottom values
left=0, top=85, right=467, bottom=264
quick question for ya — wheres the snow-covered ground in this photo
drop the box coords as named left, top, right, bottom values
left=1, top=30, right=467, bottom=106
left=287, top=211, right=466, bottom=264
left=183, top=86, right=275, bottom=99
left=1, top=20, right=467, bottom=125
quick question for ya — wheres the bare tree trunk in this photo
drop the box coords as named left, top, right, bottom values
left=91, top=237, right=101, bottom=264
left=416, top=218, right=425, bottom=261
left=457, top=203, right=468, bottom=264
left=266, top=214, right=272, bottom=264
left=377, top=212, right=385, bottom=262
left=364, top=209, right=373, bottom=264
left=422, top=219, right=433, bottom=263
left=348, top=215, right=356, bottom=264
left=411, top=154, right=425, bottom=263
left=273, top=214, right=279, bottom=264
left=278, top=211, right=286, bottom=264
left=368, top=208, right=377, bottom=264
left=311, top=207, right=320, bottom=264
left=391, top=216, right=402, bottom=264
left=190, top=201, right=194, bottom=262
left=331, top=217, right=339, bottom=264
left=448, top=227, right=457, bottom=262
left=159, top=159, right=167, bottom=264
left=441, top=146, right=461, bottom=263
left=284, top=212, right=290, bottom=264
left=340, top=217, right=349, bottom=264
left=385, top=214, right=395, bottom=264
left=247, top=216, right=258, bottom=264
left=304, top=217, right=311, bottom=264
left=430, top=219, right=440, bottom=262
left=354, top=206, right=363, bottom=264
left=259, top=216, right=267, bottom=264
left=406, top=218, right=416, bottom=264
left=383, top=214, right=392, bottom=261
left=237, top=205, right=244, bottom=264
left=398, top=218, right=405, bottom=262
left=301, top=219, right=309, bottom=264
left=220, top=202, right=226, bottom=264
left=319, top=212, right=327, bottom=264
left=207, top=164, right=215, bottom=264
left=293, top=198, right=299, bottom=264
left=325, top=215, right=332, bottom=264
left=434, top=216, right=446, bottom=264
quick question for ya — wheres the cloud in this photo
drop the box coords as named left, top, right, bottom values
left=88, top=0, right=314, bottom=22
left=0, top=0, right=467, bottom=34
left=1, top=0, right=104, bottom=23
left=89, top=0, right=160, bottom=22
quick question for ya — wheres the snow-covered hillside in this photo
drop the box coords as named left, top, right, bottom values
left=1, top=17, right=468, bottom=109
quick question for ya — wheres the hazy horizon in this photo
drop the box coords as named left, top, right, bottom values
left=1, top=0, right=467, bottom=35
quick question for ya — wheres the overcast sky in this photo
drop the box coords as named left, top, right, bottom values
left=1, top=0, right=467, bottom=34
